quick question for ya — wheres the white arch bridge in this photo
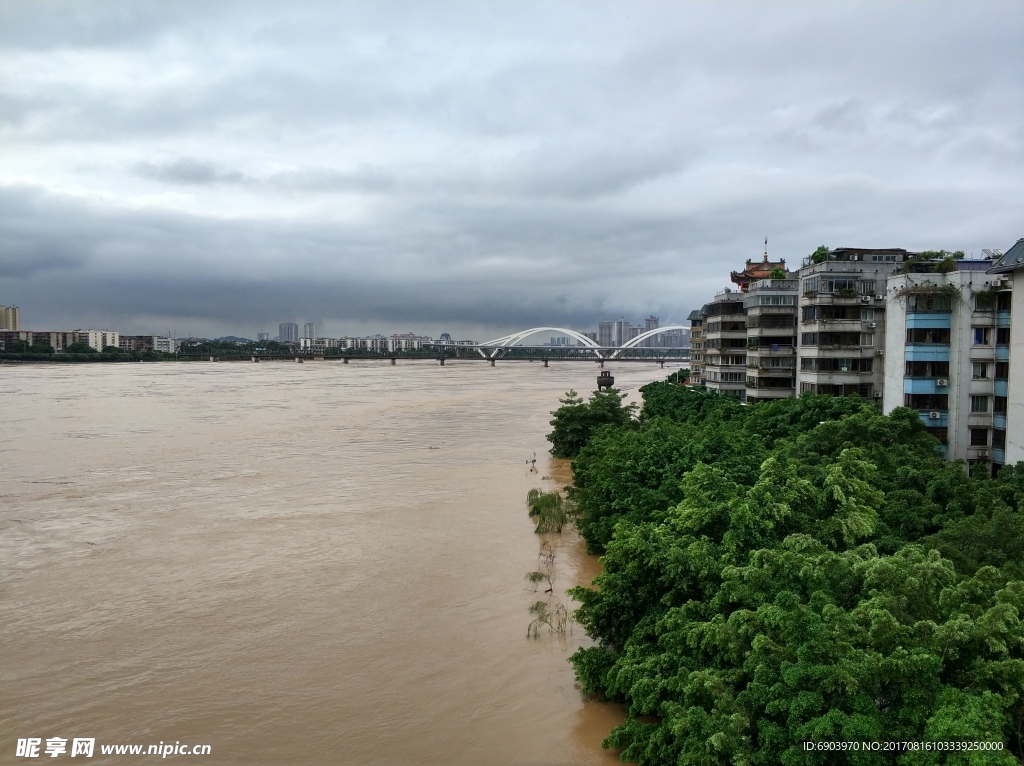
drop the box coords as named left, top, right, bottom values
left=476, top=326, right=690, bottom=360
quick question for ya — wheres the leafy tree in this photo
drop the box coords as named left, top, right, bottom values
left=29, top=343, right=54, bottom=354
left=810, top=245, right=830, bottom=264
left=101, top=345, right=123, bottom=354
left=768, top=265, right=787, bottom=279
left=547, top=388, right=636, bottom=459
left=564, top=374, right=1024, bottom=763
left=65, top=342, right=96, bottom=353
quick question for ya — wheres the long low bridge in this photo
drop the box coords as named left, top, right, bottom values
left=187, top=326, right=690, bottom=365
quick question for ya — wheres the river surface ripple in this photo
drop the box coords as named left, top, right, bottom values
left=1, top=360, right=674, bottom=765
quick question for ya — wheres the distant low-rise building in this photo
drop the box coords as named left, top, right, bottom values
left=119, top=335, right=175, bottom=353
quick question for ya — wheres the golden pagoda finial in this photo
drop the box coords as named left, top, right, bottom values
left=763, top=237, right=769, bottom=263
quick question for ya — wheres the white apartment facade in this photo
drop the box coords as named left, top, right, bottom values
left=884, top=262, right=1012, bottom=472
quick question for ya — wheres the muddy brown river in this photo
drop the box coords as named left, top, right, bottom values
left=1, top=360, right=677, bottom=765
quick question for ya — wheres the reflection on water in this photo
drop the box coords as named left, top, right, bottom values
left=1, top=360, right=675, bottom=764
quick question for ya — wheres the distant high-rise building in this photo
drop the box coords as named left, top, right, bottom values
left=257, top=332, right=270, bottom=342
left=644, top=315, right=659, bottom=332
left=279, top=323, right=299, bottom=344
left=598, top=321, right=613, bottom=347
left=0, top=305, right=20, bottom=330
left=613, top=317, right=630, bottom=347
left=303, top=322, right=315, bottom=340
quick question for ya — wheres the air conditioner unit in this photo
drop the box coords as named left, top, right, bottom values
left=936, top=378, right=949, bottom=387
left=875, top=295, right=884, bottom=300
left=867, top=322, right=877, bottom=329
left=928, top=411, right=941, bottom=420
left=873, top=392, right=882, bottom=398
left=861, top=296, right=871, bottom=302
left=875, top=349, right=884, bottom=355
left=977, top=450, right=989, bottom=458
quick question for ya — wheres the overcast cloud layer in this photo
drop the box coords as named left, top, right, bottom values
left=2, top=1, right=1022, bottom=340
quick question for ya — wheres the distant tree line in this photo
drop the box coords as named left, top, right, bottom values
left=548, top=380, right=1024, bottom=764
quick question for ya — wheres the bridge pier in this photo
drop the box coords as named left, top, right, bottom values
left=489, top=359, right=495, bottom=367
left=659, top=360, right=665, bottom=368
left=598, top=359, right=604, bottom=368
left=390, top=358, right=397, bottom=366
left=343, top=358, right=349, bottom=364
left=543, top=359, right=548, bottom=367
left=438, top=358, right=445, bottom=366
left=209, top=355, right=219, bottom=362
left=252, top=356, right=259, bottom=363
left=295, top=357, right=303, bottom=363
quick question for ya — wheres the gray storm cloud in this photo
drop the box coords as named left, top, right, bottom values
left=1, top=0, right=1021, bottom=339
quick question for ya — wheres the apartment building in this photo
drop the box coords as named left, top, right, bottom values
left=797, top=248, right=909, bottom=400
left=1, top=305, right=20, bottom=330
left=987, top=239, right=1023, bottom=466
left=119, top=335, right=175, bottom=353
left=687, top=309, right=706, bottom=385
left=744, top=278, right=799, bottom=402
left=279, top=323, right=299, bottom=344
left=884, top=256, right=1013, bottom=474
left=702, top=289, right=747, bottom=399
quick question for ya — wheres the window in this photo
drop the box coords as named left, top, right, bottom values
left=860, top=308, right=875, bottom=320
left=803, top=277, right=819, bottom=294
left=973, top=327, right=991, bottom=345
left=972, top=362, right=989, bottom=379
left=995, top=396, right=1007, bottom=414
left=905, top=361, right=950, bottom=377
left=821, top=277, right=858, bottom=294
left=908, top=294, right=952, bottom=312
left=997, top=292, right=1012, bottom=311
left=926, top=427, right=948, bottom=445
left=906, top=328, right=951, bottom=344
left=860, top=280, right=876, bottom=295
left=993, top=430, right=1006, bottom=449
left=996, top=327, right=1011, bottom=345
left=802, top=333, right=818, bottom=346
left=871, top=254, right=898, bottom=262
left=860, top=333, right=874, bottom=346
left=970, top=428, right=989, bottom=447
left=995, top=362, right=1009, bottom=380
left=905, top=394, right=949, bottom=409
left=803, top=358, right=873, bottom=373
left=971, top=395, right=990, bottom=413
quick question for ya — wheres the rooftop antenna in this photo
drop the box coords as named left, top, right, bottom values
left=763, top=237, right=769, bottom=263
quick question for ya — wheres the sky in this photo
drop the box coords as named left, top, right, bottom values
left=1, top=1, right=1022, bottom=341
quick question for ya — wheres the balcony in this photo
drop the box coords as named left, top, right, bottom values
left=905, top=378, right=948, bottom=395
left=906, top=345, right=951, bottom=362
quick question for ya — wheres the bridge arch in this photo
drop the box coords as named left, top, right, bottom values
left=478, top=327, right=601, bottom=358
left=609, top=326, right=690, bottom=359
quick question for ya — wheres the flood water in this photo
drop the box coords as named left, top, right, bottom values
left=1, top=360, right=674, bottom=765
